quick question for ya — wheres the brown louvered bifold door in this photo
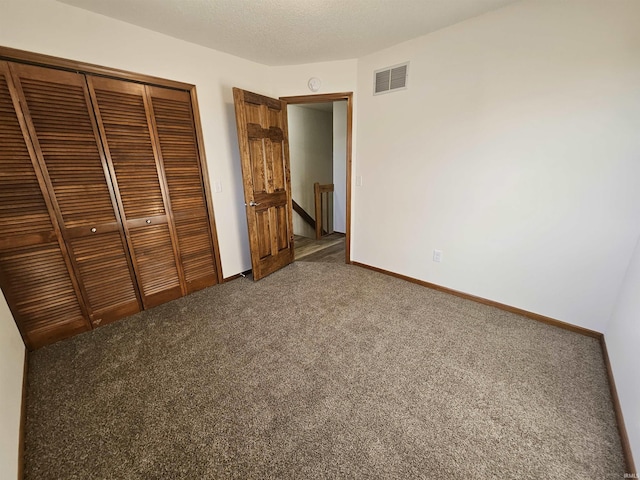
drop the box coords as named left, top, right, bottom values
left=87, top=76, right=184, bottom=308
left=147, top=86, right=219, bottom=293
left=9, top=63, right=141, bottom=328
left=0, top=61, right=91, bottom=349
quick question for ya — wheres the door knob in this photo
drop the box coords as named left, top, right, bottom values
left=146, top=219, right=152, bottom=224
left=249, top=201, right=261, bottom=207
left=90, top=227, right=97, bottom=233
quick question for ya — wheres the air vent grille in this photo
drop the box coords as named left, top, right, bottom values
left=374, top=62, right=409, bottom=95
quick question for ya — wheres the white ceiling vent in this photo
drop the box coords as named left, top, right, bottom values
left=374, top=62, right=409, bottom=95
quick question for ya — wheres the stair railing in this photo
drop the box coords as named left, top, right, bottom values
left=314, top=182, right=334, bottom=240
left=292, top=199, right=316, bottom=231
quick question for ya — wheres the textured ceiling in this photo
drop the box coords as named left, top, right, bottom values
left=57, top=0, right=519, bottom=66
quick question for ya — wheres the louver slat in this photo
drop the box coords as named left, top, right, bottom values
left=128, top=224, right=182, bottom=301
left=0, top=245, right=89, bottom=347
left=0, top=61, right=90, bottom=348
left=0, top=74, right=50, bottom=237
left=12, top=63, right=141, bottom=327
left=69, top=233, right=141, bottom=322
left=88, top=77, right=183, bottom=307
left=17, top=76, right=115, bottom=228
left=147, top=87, right=218, bottom=292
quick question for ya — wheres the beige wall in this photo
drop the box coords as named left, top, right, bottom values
left=353, top=0, right=640, bottom=333
left=0, top=292, right=25, bottom=480
left=2, top=0, right=640, bottom=472
left=270, top=60, right=359, bottom=99
left=606, top=234, right=640, bottom=465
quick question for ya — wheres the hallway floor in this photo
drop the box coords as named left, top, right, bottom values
left=294, top=233, right=345, bottom=263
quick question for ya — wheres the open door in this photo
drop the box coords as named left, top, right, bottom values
left=233, top=88, right=294, bottom=280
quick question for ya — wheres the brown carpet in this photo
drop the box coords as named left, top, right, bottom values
left=24, top=262, right=625, bottom=479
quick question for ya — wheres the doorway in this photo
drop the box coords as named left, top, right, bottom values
left=280, top=93, right=353, bottom=265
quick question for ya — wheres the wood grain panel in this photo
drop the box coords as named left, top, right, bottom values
left=147, top=86, right=217, bottom=291
left=12, top=65, right=116, bottom=229
left=11, top=63, right=141, bottom=329
left=0, top=46, right=195, bottom=91
left=271, top=138, right=285, bottom=192
left=254, top=191, right=287, bottom=208
left=88, top=76, right=185, bottom=305
left=89, top=79, right=165, bottom=219
left=0, top=61, right=90, bottom=349
left=276, top=206, right=289, bottom=251
left=0, top=74, right=51, bottom=237
left=247, top=125, right=287, bottom=194
left=69, top=233, right=140, bottom=324
left=264, top=139, right=275, bottom=193
left=233, top=88, right=294, bottom=280
left=245, top=102, right=263, bottom=124
left=173, top=215, right=217, bottom=289
left=0, top=244, right=89, bottom=348
left=249, top=138, right=266, bottom=193
left=128, top=224, right=181, bottom=304
left=268, top=107, right=282, bottom=129
left=244, top=91, right=281, bottom=110
left=256, top=210, right=270, bottom=259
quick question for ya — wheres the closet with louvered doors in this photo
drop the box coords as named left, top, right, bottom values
left=146, top=86, right=219, bottom=294
left=0, top=52, right=221, bottom=349
left=0, top=61, right=91, bottom=349
left=87, top=76, right=186, bottom=308
left=9, top=63, right=142, bottom=331
left=87, top=78, right=220, bottom=302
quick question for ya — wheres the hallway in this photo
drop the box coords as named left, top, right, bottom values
left=294, top=233, right=345, bottom=264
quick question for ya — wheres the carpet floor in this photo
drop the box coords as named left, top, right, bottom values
left=24, top=262, right=625, bottom=479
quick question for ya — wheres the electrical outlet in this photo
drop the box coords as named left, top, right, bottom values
left=213, top=181, right=222, bottom=193
left=355, top=175, right=363, bottom=187
left=433, top=249, right=443, bottom=263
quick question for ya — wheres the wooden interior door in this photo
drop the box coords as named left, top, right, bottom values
left=87, top=76, right=185, bottom=308
left=232, top=88, right=294, bottom=280
left=9, top=63, right=141, bottom=328
left=146, top=86, right=219, bottom=293
left=0, top=61, right=91, bottom=348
